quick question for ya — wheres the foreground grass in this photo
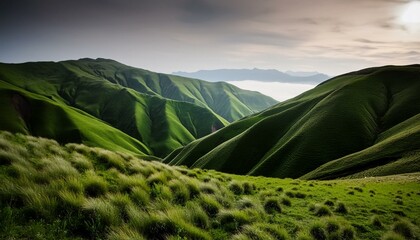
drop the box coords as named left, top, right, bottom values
left=0, top=131, right=419, bottom=239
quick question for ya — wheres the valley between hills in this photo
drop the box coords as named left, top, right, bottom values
left=0, top=59, right=419, bottom=239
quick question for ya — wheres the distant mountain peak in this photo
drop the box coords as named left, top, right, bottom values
left=173, top=68, right=330, bottom=84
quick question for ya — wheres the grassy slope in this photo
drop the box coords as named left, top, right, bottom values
left=0, top=131, right=419, bottom=240
left=165, top=65, right=420, bottom=179
left=0, top=60, right=237, bottom=157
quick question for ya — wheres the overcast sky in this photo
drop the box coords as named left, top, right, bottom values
left=1, top=0, right=419, bottom=75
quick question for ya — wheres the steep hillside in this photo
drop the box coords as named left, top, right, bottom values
left=165, top=65, right=420, bottom=179
left=63, top=58, right=278, bottom=122
left=0, top=59, right=265, bottom=157
left=0, top=59, right=277, bottom=156
left=1, top=131, right=419, bottom=239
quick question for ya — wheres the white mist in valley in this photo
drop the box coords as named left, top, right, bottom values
left=226, top=80, right=315, bottom=102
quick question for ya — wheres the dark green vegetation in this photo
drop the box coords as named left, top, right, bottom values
left=0, top=58, right=277, bottom=157
left=165, top=65, right=420, bottom=179
left=1, top=131, right=419, bottom=239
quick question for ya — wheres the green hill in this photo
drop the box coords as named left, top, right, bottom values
left=1, top=131, right=419, bottom=239
left=165, top=65, right=420, bottom=179
left=0, top=59, right=276, bottom=157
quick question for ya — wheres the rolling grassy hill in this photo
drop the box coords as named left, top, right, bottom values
left=1, top=131, right=419, bottom=239
left=0, top=59, right=276, bottom=157
left=165, top=65, right=420, bottom=179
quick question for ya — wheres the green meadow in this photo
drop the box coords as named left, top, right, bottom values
left=1, top=131, right=419, bottom=239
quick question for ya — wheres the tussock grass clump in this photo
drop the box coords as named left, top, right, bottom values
left=150, top=184, right=172, bottom=200
left=263, top=197, right=282, bottom=214
left=294, top=192, right=306, bottom=199
left=83, top=173, right=108, bottom=197
left=184, top=202, right=210, bottom=229
left=341, top=226, right=356, bottom=240
left=370, top=215, right=384, bottom=228
left=69, top=152, right=93, bottom=172
left=242, top=181, right=255, bottom=195
left=0, top=150, right=18, bottom=166
left=335, top=202, right=348, bottom=214
left=237, top=197, right=258, bottom=209
left=233, top=224, right=275, bottom=240
left=285, top=191, right=295, bottom=198
left=198, top=194, right=222, bottom=217
left=310, top=222, right=328, bottom=240
left=118, top=173, right=148, bottom=193
left=325, top=218, right=340, bottom=234
left=228, top=181, right=244, bottom=195
left=181, top=177, right=201, bottom=198
left=168, top=179, right=190, bottom=204
left=315, top=205, right=332, bottom=217
left=130, top=186, right=150, bottom=206
left=217, top=209, right=251, bottom=232
left=83, top=197, right=121, bottom=226
left=324, top=200, right=334, bottom=207
left=21, top=186, right=59, bottom=218
left=94, top=149, right=127, bottom=172
left=392, top=220, right=416, bottom=239
left=281, top=196, right=292, bottom=206
left=199, top=182, right=219, bottom=194
left=252, top=223, right=290, bottom=240
left=59, top=190, right=85, bottom=209
left=147, top=172, right=168, bottom=186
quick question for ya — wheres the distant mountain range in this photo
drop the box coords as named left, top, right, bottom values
left=0, top=58, right=277, bottom=157
left=173, top=68, right=330, bottom=84
left=165, top=65, right=420, bottom=179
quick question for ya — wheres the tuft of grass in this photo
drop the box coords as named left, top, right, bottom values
left=69, top=152, right=93, bottom=171
left=198, top=194, right=222, bottom=217
left=59, top=190, right=85, bottom=209
left=83, top=197, right=121, bottom=226
left=228, top=181, right=244, bottom=195
left=83, top=173, right=108, bottom=197
left=285, top=191, right=295, bottom=198
left=281, top=196, right=292, bottom=206
left=130, top=186, right=150, bottom=206
left=324, top=200, right=334, bottom=207
left=147, top=172, right=168, bottom=186
left=263, top=197, right=282, bottom=214
left=325, top=218, right=340, bottom=234
left=168, top=179, right=190, bottom=205
left=370, top=215, right=383, bottom=228
left=295, top=192, right=307, bottom=199
left=242, top=182, right=255, bottom=195
left=237, top=197, right=257, bottom=210
left=335, top=202, right=348, bottom=214
left=315, top=205, right=332, bottom=217
left=184, top=202, right=210, bottom=229
left=217, top=209, right=251, bottom=232
left=252, top=223, right=290, bottom=240
left=0, top=150, right=18, bottom=166
left=199, top=182, right=218, bottom=195
left=340, top=226, right=355, bottom=240
left=309, top=222, right=327, bottom=240
left=392, top=220, right=416, bottom=239
left=234, top=224, right=275, bottom=240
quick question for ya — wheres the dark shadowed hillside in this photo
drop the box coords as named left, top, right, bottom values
left=165, top=65, right=420, bottom=179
